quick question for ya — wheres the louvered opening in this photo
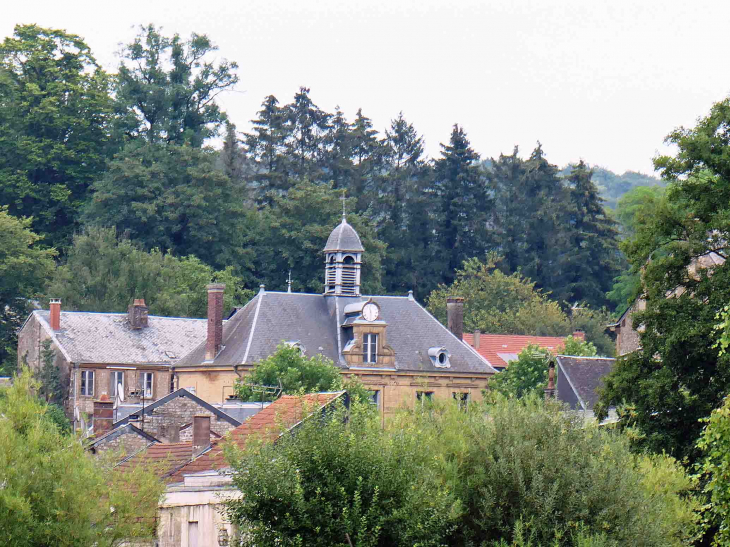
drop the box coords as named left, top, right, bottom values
left=341, top=266, right=357, bottom=294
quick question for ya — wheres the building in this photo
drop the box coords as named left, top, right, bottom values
left=555, top=355, right=616, bottom=413
left=171, top=217, right=496, bottom=418
left=119, top=392, right=346, bottom=547
left=16, top=300, right=207, bottom=426
left=463, top=331, right=587, bottom=370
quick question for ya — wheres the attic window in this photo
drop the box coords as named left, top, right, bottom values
left=428, top=347, right=451, bottom=369
left=165, top=351, right=176, bottom=359
left=285, top=340, right=306, bottom=355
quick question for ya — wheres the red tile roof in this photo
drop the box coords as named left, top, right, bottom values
left=115, top=442, right=193, bottom=479
left=463, top=333, right=582, bottom=368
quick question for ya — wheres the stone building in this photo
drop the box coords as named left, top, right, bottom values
left=172, top=217, right=496, bottom=419
left=17, top=300, right=207, bottom=428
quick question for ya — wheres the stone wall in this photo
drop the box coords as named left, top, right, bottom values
left=133, top=395, right=237, bottom=443
left=615, top=300, right=645, bottom=356
left=91, top=428, right=152, bottom=459
left=75, top=368, right=172, bottom=417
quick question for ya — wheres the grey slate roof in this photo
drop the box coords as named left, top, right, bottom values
left=323, top=218, right=365, bottom=252
left=556, top=356, right=616, bottom=411
left=176, top=291, right=495, bottom=375
left=116, top=401, right=268, bottom=424
left=87, top=422, right=160, bottom=451
left=33, top=310, right=207, bottom=365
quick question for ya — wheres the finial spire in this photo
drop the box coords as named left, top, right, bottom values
left=287, top=271, right=292, bottom=293
left=341, top=189, right=347, bottom=222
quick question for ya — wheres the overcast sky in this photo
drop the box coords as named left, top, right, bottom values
left=4, top=0, right=729, bottom=175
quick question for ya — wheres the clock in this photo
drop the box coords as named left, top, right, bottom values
left=362, top=301, right=379, bottom=322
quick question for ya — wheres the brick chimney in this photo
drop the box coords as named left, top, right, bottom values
left=128, top=299, right=149, bottom=329
left=192, top=415, right=211, bottom=458
left=205, top=284, right=225, bottom=360
left=93, top=393, right=114, bottom=436
left=572, top=330, right=585, bottom=341
left=544, top=360, right=557, bottom=400
left=473, top=329, right=481, bottom=350
left=447, top=297, right=465, bottom=341
left=49, top=299, right=61, bottom=331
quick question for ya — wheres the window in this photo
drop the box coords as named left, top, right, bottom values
left=453, top=391, right=469, bottom=411
left=112, top=371, right=124, bottom=397
left=416, top=391, right=434, bottom=406
left=143, top=372, right=154, bottom=398
left=367, top=389, right=380, bottom=408
left=80, top=370, right=94, bottom=397
left=363, top=333, right=378, bottom=364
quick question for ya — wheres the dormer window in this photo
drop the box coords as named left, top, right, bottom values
left=364, top=333, right=378, bottom=363
left=428, top=347, right=451, bottom=368
left=285, top=340, right=306, bottom=355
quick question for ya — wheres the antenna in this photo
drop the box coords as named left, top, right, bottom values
left=245, top=380, right=283, bottom=409
left=287, top=271, right=293, bottom=293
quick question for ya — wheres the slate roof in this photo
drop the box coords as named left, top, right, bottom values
left=115, top=401, right=268, bottom=423
left=115, top=442, right=195, bottom=478
left=323, top=218, right=364, bottom=252
left=31, top=310, right=207, bottom=365
left=112, top=388, right=242, bottom=428
left=87, top=423, right=160, bottom=452
left=176, top=292, right=495, bottom=374
left=556, top=356, right=616, bottom=411
left=463, top=333, right=574, bottom=369
left=169, top=392, right=346, bottom=481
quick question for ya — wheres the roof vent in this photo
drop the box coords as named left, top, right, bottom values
left=428, top=347, right=451, bottom=368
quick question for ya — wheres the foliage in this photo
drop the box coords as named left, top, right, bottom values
left=115, top=24, right=238, bottom=147
left=596, top=96, right=730, bottom=462
left=36, top=339, right=63, bottom=406
left=0, top=24, right=115, bottom=248
left=0, top=207, right=56, bottom=372
left=84, top=142, right=247, bottom=267
left=234, top=344, right=344, bottom=402
left=614, top=185, right=666, bottom=239
left=487, top=344, right=552, bottom=398
left=560, top=165, right=662, bottom=211
left=392, top=394, right=698, bottom=547
left=46, top=226, right=251, bottom=317
left=0, top=368, right=164, bottom=546
left=697, top=394, right=730, bottom=545
left=562, top=335, right=598, bottom=357
left=427, top=255, right=570, bottom=336
left=225, top=400, right=459, bottom=547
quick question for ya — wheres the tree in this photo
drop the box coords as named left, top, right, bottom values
left=596, top=96, right=730, bottom=462
left=432, top=125, right=491, bottom=284
left=427, top=256, right=571, bottom=336
left=83, top=142, right=247, bottom=268
left=115, top=24, right=238, bottom=147
left=284, top=87, right=331, bottom=182
left=487, top=344, right=553, bottom=399
left=0, top=208, right=56, bottom=374
left=0, top=368, right=164, bottom=546
left=225, top=400, right=458, bottom=546
left=563, top=161, right=622, bottom=309
left=0, top=24, right=115, bottom=247
left=234, top=344, right=344, bottom=402
left=614, top=185, right=665, bottom=239
left=348, top=108, right=382, bottom=211
left=36, top=339, right=63, bottom=406
left=46, top=226, right=251, bottom=317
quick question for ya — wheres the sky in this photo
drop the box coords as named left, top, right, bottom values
left=4, top=0, right=730, bottom=175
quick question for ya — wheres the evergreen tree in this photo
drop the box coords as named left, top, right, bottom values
left=432, top=125, right=491, bottom=284
left=321, top=107, right=354, bottom=190
left=563, top=160, right=622, bottom=308
left=245, top=95, right=291, bottom=202
left=0, top=24, right=115, bottom=248
left=348, top=108, right=382, bottom=211
left=284, top=87, right=331, bottom=182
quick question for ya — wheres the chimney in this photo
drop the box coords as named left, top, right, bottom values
left=473, top=330, right=481, bottom=350
left=544, top=360, right=556, bottom=400
left=205, top=284, right=225, bottom=360
left=128, top=299, right=149, bottom=329
left=192, top=415, right=211, bottom=457
left=446, top=297, right=465, bottom=341
left=93, top=393, right=114, bottom=436
left=572, top=330, right=585, bottom=341
left=49, top=299, right=61, bottom=331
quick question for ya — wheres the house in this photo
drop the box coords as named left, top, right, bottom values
left=463, top=331, right=586, bottom=370
left=119, top=391, right=346, bottom=547
left=16, top=300, right=207, bottom=427
left=555, top=355, right=616, bottom=413
left=171, top=217, right=496, bottom=418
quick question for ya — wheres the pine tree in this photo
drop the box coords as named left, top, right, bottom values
left=432, top=125, right=491, bottom=284
left=321, top=107, right=354, bottom=190
left=285, top=87, right=331, bottom=182
left=349, top=108, right=382, bottom=211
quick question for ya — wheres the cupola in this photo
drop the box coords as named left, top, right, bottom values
left=323, top=217, right=364, bottom=296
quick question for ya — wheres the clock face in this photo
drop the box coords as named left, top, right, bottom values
left=362, top=302, right=379, bottom=322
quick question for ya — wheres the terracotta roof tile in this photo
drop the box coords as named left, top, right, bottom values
left=116, top=442, right=194, bottom=479
left=463, top=333, right=577, bottom=368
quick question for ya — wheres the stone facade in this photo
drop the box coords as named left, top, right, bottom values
left=127, top=395, right=236, bottom=444
left=613, top=299, right=646, bottom=356
left=16, top=312, right=71, bottom=400
left=90, top=427, right=153, bottom=459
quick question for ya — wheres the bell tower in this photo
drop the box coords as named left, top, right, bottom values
left=323, top=216, right=364, bottom=296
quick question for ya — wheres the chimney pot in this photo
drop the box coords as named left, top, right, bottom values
left=49, top=299, right=61, bottom=331
left=206, top=284, right=225, bottom=361
left=446, top=297, right=465, bottom=341
left=474, top=330, right=481, bottom=349
left=544, top=360, right=557, bottom=400
left=192, top=415, right=211, bottom=458
left=93, top=393, right=115, bottom=436
left=128, top=299, right=149, bottom=329
left=572, top=330, right=585, bottom=341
